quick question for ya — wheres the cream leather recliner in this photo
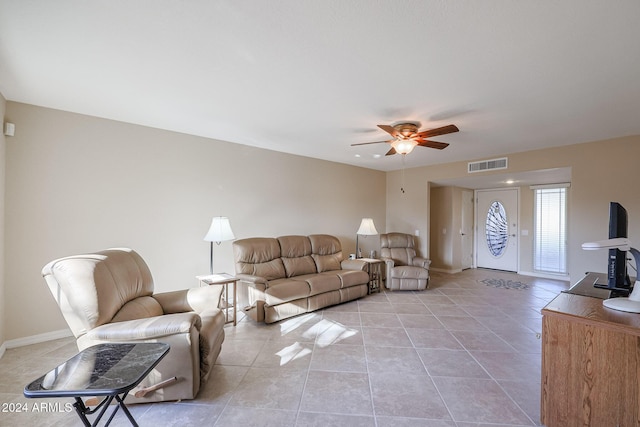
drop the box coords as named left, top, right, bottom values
left=42, top=248, right=225, bottom=403
left=380, top=233, right=431, bottom=290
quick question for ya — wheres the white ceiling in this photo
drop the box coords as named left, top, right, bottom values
left=1, top=1, right=639, bottom=172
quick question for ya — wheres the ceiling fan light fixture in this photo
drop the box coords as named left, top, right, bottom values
left=391, top=138, right=418, bottom=155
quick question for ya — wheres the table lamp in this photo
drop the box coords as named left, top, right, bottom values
left=582, top=237, right=640, bottom=313
left=356, top=218, right=378, bottom=258
left=204, top=216, right=235, bottom=274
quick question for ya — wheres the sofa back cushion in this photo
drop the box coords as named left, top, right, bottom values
left=41, top=248, right=156, bottom=337
left=233, top=237, right=286, bottom=280
left=111, top=296, right=164, bottom=323
left=278, top=235, right=317, bottom=277
left=309, top=234, right=343, bottom=272
left=380, top=233, right=417, bottom=266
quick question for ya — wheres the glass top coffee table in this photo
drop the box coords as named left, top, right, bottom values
left=24, top=342, right=169, bottom=427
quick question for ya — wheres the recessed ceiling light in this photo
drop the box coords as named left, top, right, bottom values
left=355, top=154, right=361, bottom=158
left=505, top=180, right=515, bottom=184
left=373, top=154, right=381, bottom=159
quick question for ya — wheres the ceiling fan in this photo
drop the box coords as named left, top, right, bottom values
left=351, top=122, right=459, bottom=156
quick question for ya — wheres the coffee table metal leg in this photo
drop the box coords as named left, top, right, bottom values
left=114, top=393, right=138, bottom=427
left=73, top=394, right=138, bottom=427
left=73, top=397, right=92, bottom=427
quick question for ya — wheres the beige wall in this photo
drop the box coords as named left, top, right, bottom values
left=0, top=93, right=6, bottom=347
left=429, top=186, right=451, bottom=269
left=430, top=186, right=455, bottom=271
left=429, top=186, right=467, bottom=273
left=519, top=185, right=535, bottom=274
left=386, top=135, right=640, bottom=284
left=3, top=102, right=386, bottom=340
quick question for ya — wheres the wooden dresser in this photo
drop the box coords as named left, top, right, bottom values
left=541, top=274, right=640, bottom=426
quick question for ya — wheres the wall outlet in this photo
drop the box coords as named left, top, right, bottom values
left=415, top=229, right=419, bottom=236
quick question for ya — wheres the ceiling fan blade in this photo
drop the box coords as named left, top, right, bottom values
left=385, top=147, right=397, bottom=156
left=415, top=124, right=459, bottom=139
left=377, top=124, right=400, bottom=138
left=350, top=140, right=391, bottom=146
left=416, top=139, right=449, bottom=150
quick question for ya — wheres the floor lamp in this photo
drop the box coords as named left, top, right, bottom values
left=356, top=218, right=378, bottom=258
left=204, top=216, right=235, bottom=274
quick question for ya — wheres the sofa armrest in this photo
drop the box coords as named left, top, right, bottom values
left=340, top=259, right=368, bottom=271
left=236, top=274, right=268, bottom=288
left=154, top=286, right=223, bottom=314
left=85, top=312, right=201, bottom=341
left=412, top=257, right=431, bottom=269
left=381, top=257, right=395, bottom=269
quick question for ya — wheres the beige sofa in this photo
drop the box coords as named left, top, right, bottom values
left=233, top=234, right=370, bottom=323
left=42, top=248, right=225, bottom=403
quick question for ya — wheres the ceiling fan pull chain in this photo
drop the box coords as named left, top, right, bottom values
left=401, top=154, right=406, bottom=193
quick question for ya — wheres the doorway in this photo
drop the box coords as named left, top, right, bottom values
left=476, top=188, right=519, bottom=272
left=461, top=190, right=474, bottom=270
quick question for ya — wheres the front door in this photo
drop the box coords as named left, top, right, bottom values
left=476, top=188, right=519, bottom=272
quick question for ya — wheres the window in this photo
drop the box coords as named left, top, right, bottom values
left=533, top=185, right=568, bottom=274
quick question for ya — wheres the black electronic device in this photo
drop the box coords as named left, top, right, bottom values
left=594, top=202, right=632, bottom=295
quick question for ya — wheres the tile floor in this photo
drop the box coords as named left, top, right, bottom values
left=0, top=269, right=568, bottom=426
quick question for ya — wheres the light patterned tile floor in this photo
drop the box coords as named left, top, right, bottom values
left=0, top=269, right=568, bottom=426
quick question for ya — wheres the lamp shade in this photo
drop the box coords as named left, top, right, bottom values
left=204, top=217, right=235, bottom=243
left=356, top=218, right=378, bottom=235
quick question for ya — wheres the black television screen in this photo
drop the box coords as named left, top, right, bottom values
left=607, top=202, right=630, bottom=292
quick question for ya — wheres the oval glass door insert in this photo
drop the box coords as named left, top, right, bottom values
left=485, top=201, right=508, bottom=257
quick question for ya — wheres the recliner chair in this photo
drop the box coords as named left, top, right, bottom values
left=380, top=233, right=431, bottom=290
left=42, top=248, right=225, bottom=403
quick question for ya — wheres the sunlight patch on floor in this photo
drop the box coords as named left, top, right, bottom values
left=275, top=342, right=312, bottom=366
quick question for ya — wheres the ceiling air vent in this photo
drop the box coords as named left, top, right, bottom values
left=468, top=157, right=508, bottom=173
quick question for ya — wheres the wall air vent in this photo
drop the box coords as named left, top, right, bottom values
left=468, top=157, right=508, bottom=173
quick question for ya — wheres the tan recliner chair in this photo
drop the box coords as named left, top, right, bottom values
left=42, top=248, right=225, bottom=403
left=380, top=233, right=431, bottom=290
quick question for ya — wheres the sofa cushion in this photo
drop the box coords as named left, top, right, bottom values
left=264, top=278, right=311, bottom=306
left=390, top=265, right=430, bottom=280
left=324, top=270, right=370, bottom=288
left=111, top=296, right=163, bottom=323
left=312, top=254, right=341, bottom=272
left=293, top=273, right=341, bottom=296
left=309, top=234, right=343, bottom=272
left=233, top=237, right=286, bottom=280
left=278, top=235, right=317, bottom=277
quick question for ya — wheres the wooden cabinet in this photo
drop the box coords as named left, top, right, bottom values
left=541, top=290, right=640, bottom=426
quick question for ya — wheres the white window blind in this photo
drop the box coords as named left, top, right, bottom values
left=533, top=187, right=567, bottom=274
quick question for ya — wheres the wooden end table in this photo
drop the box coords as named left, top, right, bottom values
left=359, top=258, right=384, bottom=294
left=197, top=273, right=239, bottom=325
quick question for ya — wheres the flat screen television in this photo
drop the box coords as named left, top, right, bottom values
left=595, top=202, right=631, bottom=295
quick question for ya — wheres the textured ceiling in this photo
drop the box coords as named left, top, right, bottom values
left=1, top=1, right=639, bottom=171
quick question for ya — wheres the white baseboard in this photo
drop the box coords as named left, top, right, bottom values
left=430, top=267, right=463, bottom=274
left=1, top=329, right=73, bottom=355
left=518, top=270, right=570, bottom=282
